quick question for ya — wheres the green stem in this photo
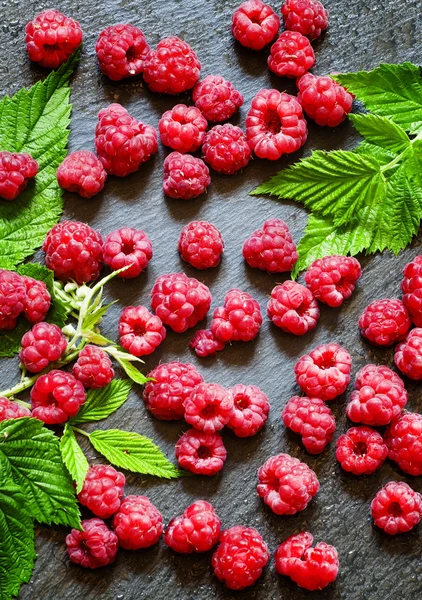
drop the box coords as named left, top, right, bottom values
left=14, top=399, right=31, bottom=409
left=380, top=151, right=404, bottom=173
left=72, top=426, right=90, bottom=438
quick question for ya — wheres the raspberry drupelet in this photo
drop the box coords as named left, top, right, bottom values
left=175, top=429, right=227, bottom=475
left=268, top=31, right=315, bottom=78
left=190, top=329, right=226, bottom=357
left=103, top=227, right=153, bottom=278
left=21, top=276, right=51, bottom=324
left=202, top=124, right=252, bottom=174
left=336, top=426, right=388, bottom=475
left=304, top=255, right=361, bottom=307
left=118, top=306, right=166, bottom=357
left=30, top=369, right=86, bottom=424
left=95, top=24, right=150, bottom=81
left=66, top=518, right=119, bottom=569
left=401, top=255, right=422, bottom=326
left=178, top=221, right=224, bottom=270
left=184, top=383, right=233, bottom=433
left=231, top=0, right=280, bottom=50
left=281, top=0, right=329, bottom=40
left=56, top=151, right=107, bottom=199
left=19, top=322, right=68, bottom=373
left=359, top=298, right=411, bottom=346
left=297, top=74, right=354, bottom=127
left=164, top=500, right=221, bottom=553
left=193, top=75, right=244, bottom=123
left=163, top=152, right=211, bottom=200
left=210, top=288, right=262, bottom=343
left=0, top=151, right=39, bottom=201
left=227, top=384, right=270, bottom=437
left=72, top=345, right=114, bottom=389
left=112, top=495, right=163, bottom=550
left=0, top=270, right=27, bottom=328
left=395, top=328, right=422, bottom=380
left=385, top=412, right=422, bottom=476
left=0, top=397, right=31, bottom=421
left=267, top=281, right=320, bottom=335
left=282, top=396, right=336, bottom=454
left=159, top=104, right=208, bottom=153
left=78, top=464, right=125, bottom=519
left=371, top=482, right=422, bottom=535
left=242, top=218, right=298, bottom=273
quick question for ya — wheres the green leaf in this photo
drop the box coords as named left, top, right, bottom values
left=82, top=301, right=116, bottom=331
left=116, top=357, right=148, bottom=385
left=70, top=379, right=132, bottom=424
left=353, top=140, right=397, bottom=165
left=349, top=114, right=411, bottom=153
left=60, top=424, right=89, bottom=494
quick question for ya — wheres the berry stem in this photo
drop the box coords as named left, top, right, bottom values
left=71, top=426, right=90, bottom=438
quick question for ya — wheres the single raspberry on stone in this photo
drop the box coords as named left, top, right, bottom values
left=103, top=227, right=153, bottom=278
left=227, top=384, right=270, bottom=438
left=95, top=24, right=150, bottom=81
left=246, top=89, right=307, bottom=160
left=202, top=124, right=251, bottom=175
left=78, top=464, right=125, bottom=519
left=190, top=329, right=226, bottom=357
left=143, top=36, right=201, bottom=94
left=72, top=345, right=114, bottom=389
left=56, top=151, right=107, bottom=199
left=385, top=412, right=422, bottom=476
left=401, top=255, right=422, bottom=326
left=275, top=532, right=339, bottom=591
left=113, top=495, right=162, bottom=550
left=184, top=382, right=233, bottom=433
left=210, top=288, right=262, bottom=343
left=178, top=221, right=224, bottom=270
left=336, top=426, right=388, bottom=475
left=257, top=453, right=319, bottom=515
left=0, top=397, right=31, bottom=422
left=232, top=0, right=280, bottom=50
left=281, top=0, right=329, bottom=40
left=295, top=343, right=352, bottom=401
left=242, top=218, right=298, bottom=273
left=346, top=364, right=408, bottom=426
left=30, top=369, right=86, bottom=424
left=150, top=273, right=212, bottom=333
left=268, top=31, right=315, bottom=78
left=43, top=221, right=104, bottom=284
left=19, top=322, right=67, bottom=373
left=304, top=255, right=361, bottom=307
left=118, top=305, right=166, bottom=357
left=193, top=75, right=244, bottom=123
left=25, top=9, right=82, bottom=69
left=0, top=270, right=26, bottom=326
left=395, top=328, right=422, bottom=380
left=297, top=73, right=353, bottom=127
left=282, top=396, right=335, bottom=454
left=143, top=361, right=204, bottom=420
left=66, top=518, right=119, bottom=569
left=0, top=151, right=39, bottom=201
left=212, top=526, right=269, bottom=590
left=21, top=276, right=51, bottom=324
left=159, top=104, right=208, bottom=153
left=163, top=152, right=210, bottom=200
left=95, top=103, right=158, bottom=177
left=359, top=298, right=411, bottom=347
left=267, top=281, right=320, bottom=335
left=164, top=500, right=221, bottom=553
left=371, top=482, right=422, bottom=535
left=175, top=428, right=227, bottom=475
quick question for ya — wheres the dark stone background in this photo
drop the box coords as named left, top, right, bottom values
left=2, top=0, right=422, bottom=598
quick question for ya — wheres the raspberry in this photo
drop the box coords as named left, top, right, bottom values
left=21, top=276, right=51, bottom=324
left=113, top=496, right=162, bottom=550
left=0, top=397, right=31, bottom=422
left=401, top=255, right=422, bottom=326
left=95, top=103, right=158, bottom=177
left=385, top=412, right=422, bottom=476
left=184, top=382, right=233, bottom=433
left=163, top=152, right=210, bottom=200
left=227, top=384, right=270, bottom=438
left=143, top=36, right=201, bottom=94
left=267, top=281, right=320, bottom=335
left=193, top=75, right=244, bottom=123
left=210, top=288, right=262, bottom=343
left=275, top=532, right=339, bottom=591
left=158, top=104, right=207, bottom=153
left=297, top=73, right=353, bottom=127
left=371, top=482, right=422, bottom=535
left=103, top=227, right=153, bottom=278
left=95, top=24, right=150, bottom=81
left=395, top=328, right=422, bottom=380
left=359, top=298, right=411, bottom=347
left=164, top=500, right=221, bottom=553
left=189, top=329, right=226, bottom=357
left=19, top=322, right=67, bottom=374
left=78, top=464, right=125, bottom=519
left=175, top=429, right=227, bottom=475
left=0, top=270, right=26, bottom=325
left=72, top=345, right=114, bottom=389
left=346, top=364, right=408, bottom=426
left=295, top=343, right=352, bottom=401
left=281, top=0, right=329, bottom=40
left=43, top=221, right=104, bottom=284
left=242, top=218, right=298, bottom=273
left=212, top=526, right=269, bottom=590
left=246, top=89, right=307, bottom=160
left=56, top=151, right=107, bottom=199
left=304, top=255, right=361, bottom=307
left=118, top=306, right=166, bottom=357
left=143, top=361, right=204, bottom=420
left=0, top=151, right=39, bottom=201
left=336, top=426, right=388, bottom=475
left=282, top=396, right=335, bottom=454
left=231, top=0, right=280, bottom=51
left=30, top=369, right=86, bottom=424
left=257, top=453, right=319, bottom=515
left=178, top=221, right=224, bottom=270
left=268, top=31, right=315, bottom=78
left=25, top=10, right=82, bottom=69
left=66, top=518, right=118, bottom=569
left=202, top=125, right=251, bottom=175
left=150, top=273, right=211, bottom=333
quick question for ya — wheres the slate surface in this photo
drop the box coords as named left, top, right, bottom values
left=2, top=0, right=422, bottom=599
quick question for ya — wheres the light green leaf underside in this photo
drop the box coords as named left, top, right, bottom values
left=60, top=425, right=89, bottom=494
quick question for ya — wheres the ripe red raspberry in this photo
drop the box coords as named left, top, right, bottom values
left=212, top=526, right=269, bottom=590
left=178, top=221, right=224, bottom=270
left=336, top=426, right=388, bottom=475
left=184, top=382, right=233, bottom=433
left=297, top=73, right=353, bottom=127
left=103, top=227, right=153, bottom=278
left=346, top=364, right=408, bottom=426
left=257, top=453, right=319, bottom=515
left=118, top=305, right=166, bottom=357
left=371, top=482, right=422, bottom=535
left=395, top=328, right=422, bottom=380
left=401, top=255, right=422, bottom=326
left=113, top=495, right=162, bottom=549
left=268, top=31, right=315, bottom=78
left=72, top=345, right=114, bottom=389
left=193, top=75, right=244, bottom=123
left=295, top=343, right=352, bottom=401
left=159, top=104, right=207, bottom=153
left=227, top=384, right=270, bottom=438
left=66, top=518, right=118, bottom=569
left=359, top=298, right=411, bottom=346
left=143, top=36, right=201, bottom=94
left=150, top=273, right=211, bottom=333
left=246, top=89, right=307, bottom=160
left=19, top=322, right=67, bottom=373
left=275, top=532, right=339, bottom=591
left=282, top=396, right=335, bottom=454
left=78, top=464, right=125, bottom=519
left=281, top=0, right=329, bottom=40
left=0, top=151, right=39, bottom=201
left=25, top=10, right=82, bottom=69
left=267, top=281, right=320, bottom=335
left=56, top=151, right=107, bottom=199
left=210, top=289, right=262, bottom=343
left=0, top=270, right=26, bottom=326
left=30, top=369, right=86, bottom=424
left=164, top=500, right=221, bottom=553
left=304, top=255, right=361, bottom=307
left=43, top=221, right=104, bottom=284
left=231, top=0, right=280, bottom=51
left=242, top=218, right=298, bottom=273
left=95, top=103, right=158, bottom=177
left=202, top=124, right=251, bottom=175
left=189, top=329, right=226, bottom=357
left=385, top=412, right=422, bottom=476
left=175, top=429, right=227, bottom=475
left=163, top=152, right=210, bottom=200
left=95, top=24, right=150, bottom=81
left=0, top=397, right=31, bottom=422
left=21, top=276, right=51, bottom=324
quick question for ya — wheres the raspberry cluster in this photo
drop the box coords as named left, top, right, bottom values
left=0, top=151, right=39, bottom=201
left=178, top=221, right=224, bottom=270
left=282, top=395, right=336, bottom=454
left=164, top=501, right=221, bottom=553
left=267, top=280, right=320, bottom=335
left=0, top=269, right=51, bottom=331
left=242, top=218, right=298, bottom=273
left=336, top=426, right=388, bottom=475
